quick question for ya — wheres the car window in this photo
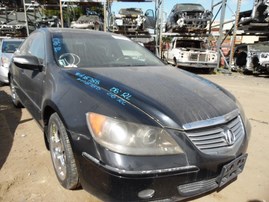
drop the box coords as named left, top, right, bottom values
left=51, top=32, right=164, bottom=68
left=20, top=32, right=45, bottom=61
left=1, top=41, right=23, bottom=53
left=28, top=33, right=45, bottom=60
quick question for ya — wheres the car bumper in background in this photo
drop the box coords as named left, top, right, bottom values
left=0, top=66, right=9, bottom=83
left=177, top=61, right=217, bottom=69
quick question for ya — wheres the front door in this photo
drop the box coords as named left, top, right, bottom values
left=19, top=31, right=46, bottom=122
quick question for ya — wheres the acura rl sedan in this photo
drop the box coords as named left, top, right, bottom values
left=9, top=28, right=250, bottom=202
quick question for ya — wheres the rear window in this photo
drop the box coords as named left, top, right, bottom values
left=1, top=41, right=23, bottom=53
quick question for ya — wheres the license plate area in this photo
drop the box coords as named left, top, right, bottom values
left=217, top=154, right=248, bottom=188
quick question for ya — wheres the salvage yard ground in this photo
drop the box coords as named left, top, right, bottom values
left=0, top=72, right=269, bottom=202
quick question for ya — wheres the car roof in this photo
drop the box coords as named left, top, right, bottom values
left=175, top=3, right=203, bottom=6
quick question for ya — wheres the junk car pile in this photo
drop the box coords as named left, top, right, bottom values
left=165, top=3, right=213, bottom=33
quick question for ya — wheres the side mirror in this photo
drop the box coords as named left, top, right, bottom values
left=13, top=55, right=43, bottom=71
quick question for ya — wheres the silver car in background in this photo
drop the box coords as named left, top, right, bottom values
left=0, top=38, right=24, bottom=84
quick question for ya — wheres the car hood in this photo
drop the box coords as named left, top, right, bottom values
left=67, top=66, right=237, bottom=129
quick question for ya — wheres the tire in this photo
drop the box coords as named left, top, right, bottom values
left=10, top=77, right=23, bottom=108
left=205, top=68, right=215, bottom=74
left=173, top=58, right=177, bottom=67
left=236, top=52, right=247, bottom=67
left=162, top=56, right=168, bottom=64
left=48, top=113, right=79, bottom=190
left=242, top=68, right=252, bottom=75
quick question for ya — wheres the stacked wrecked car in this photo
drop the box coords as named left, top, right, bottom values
left=233, top=42, right=269, bottom=75
left=110, top=8, right=155, bottom=34
left=70, top=12, right=103, bottom=31
left=163, top=3, right=217, bottom=72
left=239, top=0, right=269, bottom=26
left=0, top=20, right=26, bottom=37
left=165, top=3, right=213, bottom=33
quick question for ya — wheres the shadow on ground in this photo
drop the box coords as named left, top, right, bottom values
left=0, top=86, right=22, bottom=170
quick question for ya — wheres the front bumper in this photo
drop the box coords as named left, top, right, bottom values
left=177, top=61, right=217, bottom=69
left=176, top=18, right=210, bottom=29
left=68, top=111, right=250, bottom=201
left=76, top=152, right=247, bottom=202
left=0, top=65, right=9, bottom=83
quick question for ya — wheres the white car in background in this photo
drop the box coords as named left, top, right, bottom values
left=0, top=38, right=24, bottom=84
left=163, top=37, right=218, bottom=73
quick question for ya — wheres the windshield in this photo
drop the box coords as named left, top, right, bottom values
left=51, top=32, right=164, bottom=68
left=2, top=41, right=23, bottom=53
left=119, top=8, right=143, bottom=15
left=176, top=40, right=206, bottom=49
left=175, top=4, right=204, bottom=12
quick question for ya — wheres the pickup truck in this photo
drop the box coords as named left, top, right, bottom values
left=163, top=37, right=218, bottom=73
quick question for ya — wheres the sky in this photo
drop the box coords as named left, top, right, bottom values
left=111, top=0, right=254, bottom=21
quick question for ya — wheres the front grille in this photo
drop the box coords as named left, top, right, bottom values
left=189, top=53, right=207, bottom=62
left=190, top=54, right=198, bottom=61
left=199, top=54, right=206, bottom=61
left=177, top=178, right=218, bottom=197
left=186, top=116, right=245, bottom=151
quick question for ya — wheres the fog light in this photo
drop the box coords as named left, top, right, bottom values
left=138, top=189, right=155, bottom=199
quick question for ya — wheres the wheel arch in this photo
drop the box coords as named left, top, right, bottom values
left=42, top=101, right=67, bottom=150
left=42, top=104, right=57, bottom=150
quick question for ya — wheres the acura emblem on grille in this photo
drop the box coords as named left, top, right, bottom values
left=223, top=129, right=236, bottom=145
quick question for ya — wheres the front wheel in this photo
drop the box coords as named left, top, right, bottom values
left=205, top=68, right=215, bottom=74
left=48, top=113, right=79, bottom=189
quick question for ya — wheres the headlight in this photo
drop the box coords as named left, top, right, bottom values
left=86, top=113, right=183, bottom=155
left=210, top=53, right=217, bottom=61
left=15, top=25, right=23, bottom=29
left=261, top=53, right=268, bottom=58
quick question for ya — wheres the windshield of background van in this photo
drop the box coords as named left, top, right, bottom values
left=52, top=32, right=164, bottom=68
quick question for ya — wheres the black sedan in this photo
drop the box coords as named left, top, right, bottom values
left=9, top=28, right=250, bottom=202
